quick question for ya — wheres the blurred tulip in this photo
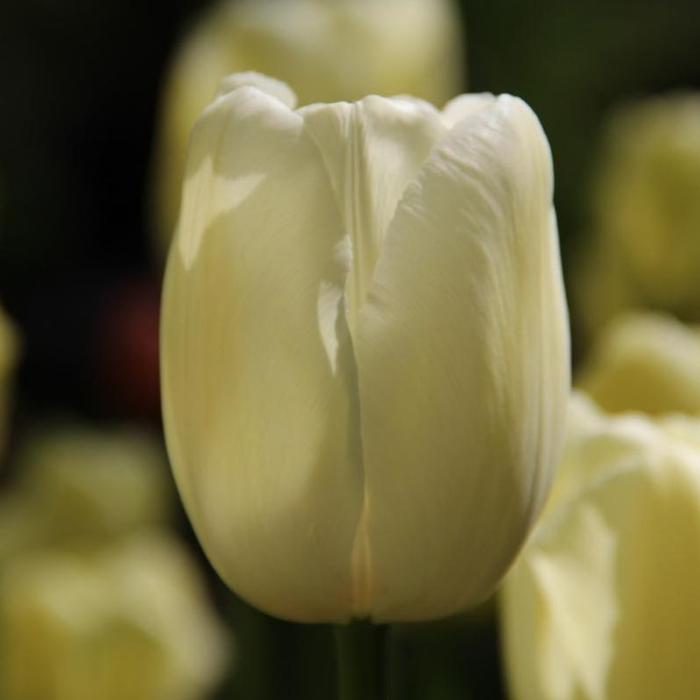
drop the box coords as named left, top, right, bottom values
left=0, top=425, right=173, bottom=557
left=152, top=0, right=465, bottom=255
left=501, top=392, right=700, bottom=700
left=161, top=74, right=570, bottom=623
left=578, top=312, right=700, bottom=415
left=0, top=534, right=230, bottom=700
left=0, top=303, right=19, bottom=457
left=576, top=94, right=700, bottom=335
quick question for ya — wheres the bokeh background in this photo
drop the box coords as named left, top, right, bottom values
left=1, top=0, right=700, bottom=698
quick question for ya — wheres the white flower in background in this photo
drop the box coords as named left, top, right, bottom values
left=161, top=73, right=570, bottom=623
left=13, top=425, right=173, bottom=545
left=0, top=534, right=230, bottom=700
left=501, top=392, right=700, bottom=700
left=576, top=94, right=700, bottom=335
left=151, top=0, right=465, bottom=254
left=578, top=312, right=700, bottom=415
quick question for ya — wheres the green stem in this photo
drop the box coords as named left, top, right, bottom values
left=334, top=621, right=388, bottom=700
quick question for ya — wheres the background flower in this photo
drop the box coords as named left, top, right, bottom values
left=577, top=312, right=700, bottom=415
left=0, top=534, right=230, bottom=700
left=501, top=393, right=700, bottom=700
left=575, top=94, right=700, bottom=337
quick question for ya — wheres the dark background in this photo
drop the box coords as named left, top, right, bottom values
left=1, top=1, right=699, bottom=697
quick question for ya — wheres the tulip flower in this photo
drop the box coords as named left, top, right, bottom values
left=501, top=392, right=700, bottom=700
left=575, top=94, right=700, bottom=335
left=0, top=534, right=230, bottom=700
left=151, top=0, right=465, bottom=255
left=161, top=73, right=570, bottom=624
left=578, top=312, right=700, bottom=415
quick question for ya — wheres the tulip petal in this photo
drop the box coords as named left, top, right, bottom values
left=441, top=93, right=497, bottom=127
left=161, top=84, right=365, bottom=622
left=356, top=96, right=570, bottom=621
left=503, top=427, right=700, bottom=700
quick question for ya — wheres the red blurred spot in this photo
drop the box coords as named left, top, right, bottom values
left=95, top=278, right=161, bottom=421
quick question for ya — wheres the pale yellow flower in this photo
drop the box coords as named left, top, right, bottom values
left=12, top=425, right=174, bottom=546
left=161, top=73, right=570, bottom=623
left=151, top=0, right=465, bottom=255
left=0, top=534, right=230, bottom=700
left=502, top=392, right=700, bottom=700
left=578, top=312, right=700, bottom=415
left=576, top=94, right=700, bottom=334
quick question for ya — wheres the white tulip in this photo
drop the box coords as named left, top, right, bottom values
left=161, top=73, right=570, bottom=623
left=502, top=392, right=700, bottom=700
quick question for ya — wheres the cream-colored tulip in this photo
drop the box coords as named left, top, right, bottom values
left=502, top=392, right=700, bottom=700
left=161, top=73, right=570, bottom=623
left=152, top=0, right=465, bottom=254
left=578, top=312, right=700, bottom=415
left=0, top=534, right=230, bottom=700
left=576, top=94, right=700, bottom=334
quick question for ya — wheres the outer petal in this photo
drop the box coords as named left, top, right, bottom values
left=161, top=82, right=364, bottom=622
left=441, top=93, right=497, bottom=127
left=356, top=96, right=570, bottom=621
left=502, top=418, right=700, bottom=700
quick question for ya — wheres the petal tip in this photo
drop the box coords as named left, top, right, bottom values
left=216, top=71, right=298, bottom=110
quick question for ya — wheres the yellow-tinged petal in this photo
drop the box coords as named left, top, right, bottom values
left=355, top=96, right=570, bottom=621
left=161, top=80, right=364, bottom=622
left=502, top=403, right=700, bottom=700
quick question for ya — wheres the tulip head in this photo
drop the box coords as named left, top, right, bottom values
left=152, top=0, right=465, bottom=255
left=501, top=393, right=700, bottom=700
left=161, top=73, right=570, bottom=623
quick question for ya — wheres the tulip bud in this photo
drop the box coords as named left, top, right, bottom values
left=151, top=0, right=465, bottom=256
left=576, top=94, right=700, bottom=334
left=0, top=534, right=230, bottom=700
left=501, top=392, right=700, bottom=700
left=578, top=312, right=700, bottom=415
left=161, top=73, right=570, bottom=623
